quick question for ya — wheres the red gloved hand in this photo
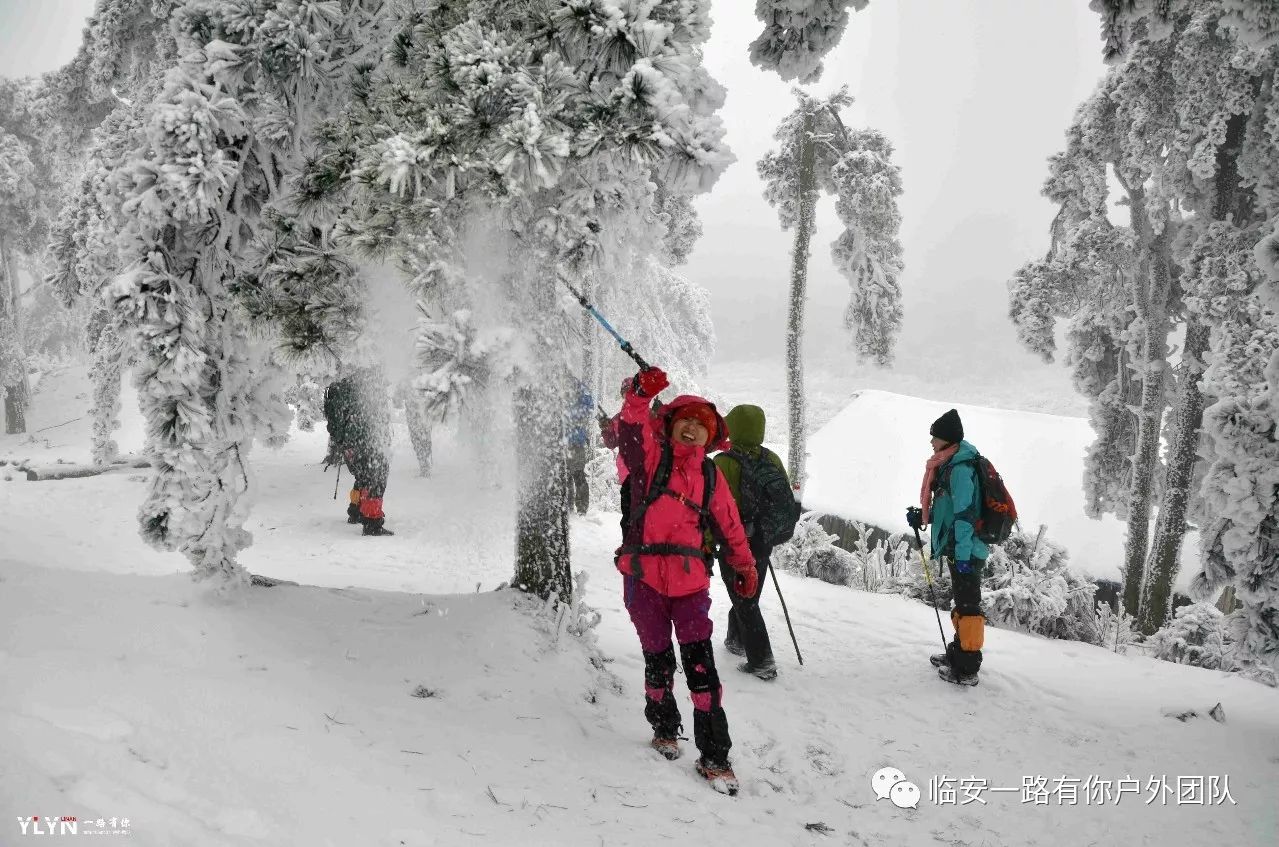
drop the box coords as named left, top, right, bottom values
left=633, top=367, right=669, bottom=398
left=733, top=565, right=759, bottom=598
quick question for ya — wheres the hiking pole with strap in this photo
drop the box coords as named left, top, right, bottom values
left=562, top=280, right=651, bottom=371
left=908, top=507, right=950, bottom=657
left=333, top=463, right=341, bottom=500
left=768, top=562, right=804, bottom=666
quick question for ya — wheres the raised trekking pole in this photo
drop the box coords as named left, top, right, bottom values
left=907, top=507, right=950, bottom=657
left=768, top=562, right=804, bottom=666
left=562, top=280, right=651, bottom=371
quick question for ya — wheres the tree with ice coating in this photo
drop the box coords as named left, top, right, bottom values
left=749, top=1, right=869, bottom=84
left=41, top=0, right=179, bottom=460
left=0, top=117, right=38, bottom=434
left=758, top=86, right=903, bottom=488
left=1148, top=601, right=1232, bottom=670
left=1014, top=2, right=1279, bottom=654
left=61, top=1, right=394, bottom=586
left=306, top=0, right=732, bottom=601
left=0, top=75, right=71, bottom=435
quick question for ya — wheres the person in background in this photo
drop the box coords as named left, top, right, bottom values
left=566, top=380, right=594, bottom=515
left=324, top=365, right=394, bottom=537
left=713, top=404, right=786, bottom=681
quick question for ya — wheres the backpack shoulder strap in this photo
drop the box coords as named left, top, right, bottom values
left=626, top=441, right=674, bottom=540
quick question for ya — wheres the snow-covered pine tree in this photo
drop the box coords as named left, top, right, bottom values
left=1011, top=39, right=1183, bottom=622
left=1020, top=2, right=1279, bottom=647
left=0, top=126, right=35, bottom=433
left=41, top=3, right=186, bottom=462
left=759, top=86, right=903, bottom=488
left=1194, top=298, right=1279, bottom=681
left=829, top=128, right=904, bottom=366
left=594, top=258, right=716, bottom=401
left=1094, top=0, right=1279, bottom=61
left=65, top=0, right=393, bottom=586
left=1134, top=5, right=1278, bottom=635
left=749, top=1, right=869, bottom=84
left=1148, top=601, right=1231, bottom=670
left=0, top=78, right=60, bottom=434
left=1009, top=214, right=1142, bottom=521
left=311, top=0, right=732, bottom=601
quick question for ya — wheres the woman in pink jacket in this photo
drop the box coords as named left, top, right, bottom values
left=614, top=366, right=757, bottom=795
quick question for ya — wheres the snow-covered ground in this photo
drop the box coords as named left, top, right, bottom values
left=3, top=368, right=1277, bottom=847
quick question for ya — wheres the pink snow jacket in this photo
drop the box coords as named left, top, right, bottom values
left=614, top=387, right=755, bottom=597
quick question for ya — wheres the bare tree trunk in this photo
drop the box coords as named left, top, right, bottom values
left=512, top=272, right=573, bottom=602
left=1120, top=184, right=1173, bottom=618
left=4, top=383, right=27, bottom=434
left=1139, top=318, right=1210, bottom=633
left=787, top=110, right=818, bottom=490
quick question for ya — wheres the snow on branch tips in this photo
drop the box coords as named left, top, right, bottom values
left=750, top=1, right=869, bottom=84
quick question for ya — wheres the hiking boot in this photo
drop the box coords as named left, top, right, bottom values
left=362, top=517, right=395, bottom=536
left=650, top=735, right=681, bottom=761
left=929, top=652, right=950, bottom=668
left=695, top=757, right=739, bottom=796
left=346, top=503, right=362, bottom=524
left=723, top=637, right=745, bottom=657
left=938, top=665, right=978, bottom=686
left=737, top=659, right=778, bottom=681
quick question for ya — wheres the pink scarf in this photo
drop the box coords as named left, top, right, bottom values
left=920, top=444, right=960, bottom=525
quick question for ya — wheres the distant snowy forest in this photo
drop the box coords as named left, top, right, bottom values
left=0, top=0, right=1276, bottom=680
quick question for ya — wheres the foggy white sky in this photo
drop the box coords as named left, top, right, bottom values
left=0, top=0, right=1106, bottom=377
left=689, top=1, right=1106, bottom=374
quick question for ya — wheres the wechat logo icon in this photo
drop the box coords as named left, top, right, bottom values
left=872, top=766, right=921, bottom=809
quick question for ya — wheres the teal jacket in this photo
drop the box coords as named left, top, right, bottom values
left=929, top=441, right=989, bottom=563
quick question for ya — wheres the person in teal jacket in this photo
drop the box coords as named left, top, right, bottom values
left=907, top=408, right=987, bottom=685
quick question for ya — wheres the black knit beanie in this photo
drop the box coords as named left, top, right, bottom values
left=930, top=409, right=964, bottom=444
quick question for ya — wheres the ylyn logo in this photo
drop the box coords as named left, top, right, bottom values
left=17, top=816, right=78, bottom=835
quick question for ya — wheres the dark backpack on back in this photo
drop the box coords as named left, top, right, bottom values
left=940, top=453, right=1017, bottom=544
left=726, top=447, right=801, bottom=547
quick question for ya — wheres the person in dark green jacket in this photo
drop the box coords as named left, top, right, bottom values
left=908, top=408, right=988, bottom=685
left=713, top=404, right=786, bottom=681
left=324, top=365, right=394, bottom=537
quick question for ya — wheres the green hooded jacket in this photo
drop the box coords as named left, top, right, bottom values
left=713, top=404, right=789, bottom=501
left=929, top=440, right=989, bottom=564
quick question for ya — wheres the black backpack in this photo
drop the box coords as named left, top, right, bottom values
left=725, top=447, right=801, bottom=547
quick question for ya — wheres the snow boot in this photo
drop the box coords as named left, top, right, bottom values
left=696, top=757, right=739, bottom=796
left=362, top=517, right=395, bottom=536
left=346, top=502, right=362, bottom=524
left=929, top=652, right=950, bottom=668
left=737, top=659, right=777, bottom=681
left=723, top=637, right=745, bottom=657
left=651, top=735, right=682, bottom=761
left=938, top=665, right=978, bottom=686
